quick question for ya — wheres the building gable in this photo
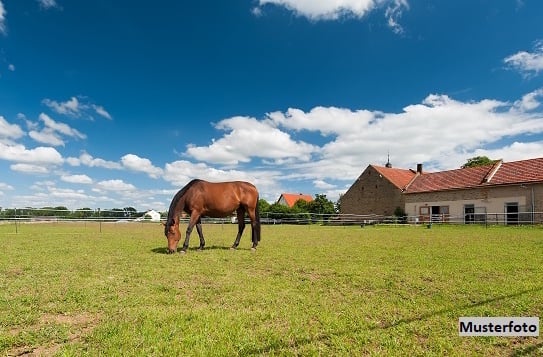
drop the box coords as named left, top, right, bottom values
left=277, top=193, right=313, bottom=207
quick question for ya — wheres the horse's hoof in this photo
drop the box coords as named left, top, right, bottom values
left=230, top=247, right=237, bottom=250
left=179, top=250, right=186, bottom=254
left=251, top=247, right=257, bottom=252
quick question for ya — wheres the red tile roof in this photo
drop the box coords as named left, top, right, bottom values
left=278, top=193, right=313, bottom=207
left=404, top=157, right=543, bottom=193
left=371, top=165, right=417, bottom=189
left=489, top=157, right=543, bottom=184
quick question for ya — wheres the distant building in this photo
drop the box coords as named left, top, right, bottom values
left=340, top=157, right=543, bottom=224
left=277, top=193, right=313, bottom=208
left=136, top=209, right=161, bottom=222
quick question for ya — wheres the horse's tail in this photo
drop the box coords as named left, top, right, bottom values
left=255, top=196, right=261, bottom=242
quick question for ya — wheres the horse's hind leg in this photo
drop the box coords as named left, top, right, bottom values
left=231, top=207, right=246, bottom=249
left=247, top=208, right=259, bottom=250
left=195, top=218, right=205, bottom=250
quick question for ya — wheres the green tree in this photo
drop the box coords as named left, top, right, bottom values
left=307, top=194, right=336, bottom=215
left=74, top=208, right=93, bottom=219
left=258, top=199, right=271, bottom=213
left=461, top=156, right=495, bottom=168
left=267, top=203, right=293, bottom=220
left=394, top=206, right=407, bottom=224
left=291, top=199, right=310, bottom=213
left=124, top=207, right=137, bottom=217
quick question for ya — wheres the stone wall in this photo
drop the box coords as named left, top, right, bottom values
left=340, top=166, right=404, bottom=216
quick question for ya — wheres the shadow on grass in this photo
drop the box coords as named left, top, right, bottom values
left=511, top=342, right=543, bottom=356
left=239, top=286, right=543, bottom=355
left=379, top=286, right=543, bottom=329
left=151, top=245, right=252, bottom=254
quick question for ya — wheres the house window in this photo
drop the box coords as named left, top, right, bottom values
left=505, top=202, right=519, bottom=225
left=419, top=206, right=430, bottom=222
left=464, top=204, right=475, bottom=224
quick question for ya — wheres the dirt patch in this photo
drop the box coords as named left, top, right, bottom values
left=7, top=312, right=101, bottom=357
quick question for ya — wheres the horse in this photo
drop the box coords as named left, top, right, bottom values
left=163, top=179, right=261, bottom=254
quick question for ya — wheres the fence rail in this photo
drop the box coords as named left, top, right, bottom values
left=1, top=208, right=543, bottom=227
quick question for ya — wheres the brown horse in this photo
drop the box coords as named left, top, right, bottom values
left=164, top=179, right=261, bottom=253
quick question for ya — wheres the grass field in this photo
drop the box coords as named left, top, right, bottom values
left=0, top=222, right=542, bottom=356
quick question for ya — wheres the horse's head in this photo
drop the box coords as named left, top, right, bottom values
left=163, top=217, right=181, bottom=254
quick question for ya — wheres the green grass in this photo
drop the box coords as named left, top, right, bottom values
left=1, top=222, right=542, bottom=355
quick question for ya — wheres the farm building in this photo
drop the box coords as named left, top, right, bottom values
left=340, top=157, right=543, bottom=224
left=277, top=193, right=314, bottom=208
left=136, top=209, right=161, bottom=222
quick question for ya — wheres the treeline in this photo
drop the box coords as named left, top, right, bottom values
left=258, top=194, right=337, bottom=220
left=0, top=206, right=148, bottom=219
left=0, top=194, right=338, bottom=221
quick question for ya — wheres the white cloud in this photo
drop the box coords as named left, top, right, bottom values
left=162, top=159, right=283, bottom=203
left=0, top=182, right=14, bottom=190
left=36, top=0, right=58, bottom=9
left=8, top=63, right=14, bottom=71
left=95, top=179, right=136, bottom=192
left=121, top=154, right=163, bottom=178
left=39, top=113, right=86, bottom=139
left=163, top=160, right=249, bottom=186
left=313, top=179, right=335, bottom=189
left=0, top=116, right=25, bottom=143
left=49, top=188, right=90, bottom=201
left=42, top=97, right=81, bottom=117
left=0, top=143, right=64, bottom=165
left=61, top=174, right=93, bottom=184
left=42, top=96, right=112, bottom=120
left=92, top=104, right=112, bottom=120
left=385, top=0, right=408, bottom=34
left=512, top=88, right=543, bottom=112
left=191, top=91, right=543, bottom=187
left=29, top=129, right=64, bottom=146
left=185, top=116, right=318, bottom=165
left=0, top=1, right=6, bottom=35
left=253, top=0, right=408, bottom=32
left=10, top=163, right=50, bottom=174
left=27, top=113, right=86, bottom=146
left=74, top=151, right=122, bottom=169
left=474, top=141, right=543, bottom=162
left=504, top=40, right=543, bottom=77
left=255, top=0, right=376, bottom=20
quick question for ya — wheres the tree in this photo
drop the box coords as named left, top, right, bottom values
left=258, top=199, right=271, bottom=214
left=74, top=208, right=93, bottom=219
left=461, top=156, right=495, bottom=168
left=307, top=194, right=336, bottom=215
left=291, top=199, right=310, bottom=213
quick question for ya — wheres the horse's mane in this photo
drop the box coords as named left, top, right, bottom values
left=164, top=179, right=201, bottom=236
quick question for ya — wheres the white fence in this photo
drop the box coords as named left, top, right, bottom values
left=2, top=209, right=543, bottom=227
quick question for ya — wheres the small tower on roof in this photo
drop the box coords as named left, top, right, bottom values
left=385, top=152, right=392, bottom=168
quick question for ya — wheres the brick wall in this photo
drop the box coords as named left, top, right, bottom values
left=340, top=166, right=404, bottom=216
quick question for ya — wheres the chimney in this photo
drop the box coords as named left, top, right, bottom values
left=416, top=163, right=423, bottom=174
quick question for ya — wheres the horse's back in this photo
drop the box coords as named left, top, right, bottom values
left=195, top=180, right=258, bottom=212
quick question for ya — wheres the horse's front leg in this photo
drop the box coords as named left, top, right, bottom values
left=195, top=218, right=205, bottom=251
left=182, top=214, right=200, bottom=253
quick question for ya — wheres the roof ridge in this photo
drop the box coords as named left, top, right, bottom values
left=482, top=159, right=503, bottom=183
left=403, top=171, right=421, bottom=191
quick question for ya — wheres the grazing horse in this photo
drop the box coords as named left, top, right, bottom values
left=164, top=179, right=261, bottom=253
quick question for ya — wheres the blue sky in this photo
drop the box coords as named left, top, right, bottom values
left=1, top=0, right=543, bottom=211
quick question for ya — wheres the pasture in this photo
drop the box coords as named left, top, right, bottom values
left=1, top=222, right=542, bottom=356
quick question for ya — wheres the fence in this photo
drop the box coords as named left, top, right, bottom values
left=1, top=208, right=543, bottom=229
